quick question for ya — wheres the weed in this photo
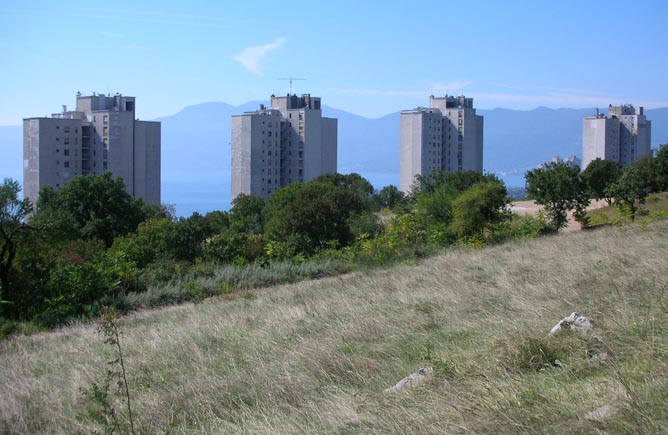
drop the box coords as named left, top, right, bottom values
left=80, top=308, right=136, bottom=435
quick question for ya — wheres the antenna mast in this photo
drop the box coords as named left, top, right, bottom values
left=277, top=75, right=306, bottom=94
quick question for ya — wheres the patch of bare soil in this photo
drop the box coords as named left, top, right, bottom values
left=510, top=199, right=609, bottom=233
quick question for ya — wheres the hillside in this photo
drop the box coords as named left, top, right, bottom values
left=1, top=221, right=667, bottom=434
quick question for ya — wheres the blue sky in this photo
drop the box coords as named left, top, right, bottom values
left=1, top=0, right=667, bottom=125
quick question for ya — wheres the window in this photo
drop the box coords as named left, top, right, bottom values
left=103, top=127, right=108, bottom=136
left=64, top=149, right=70, bottom=156
left=103, top=115, right=108, bottom=124
left=64, top=161, right=70, bottom=168
left=64, top=138, right=70, bottom=144
left=64, top=126, right=70, bottom=133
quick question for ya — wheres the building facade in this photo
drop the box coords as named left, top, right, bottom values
left=231, top=94, right=337, bottom=199
left=23, top=93, right=161, bottom=205
left=400, top=95, right=483, bottom=192
left=582, top=104, right=651, bottom=170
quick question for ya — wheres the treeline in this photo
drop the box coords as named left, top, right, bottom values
left=1, top=144, right=666, bottom=332
left=526, top=144, right=668, bottom=230
left=0, top=171, right=526, bottom=331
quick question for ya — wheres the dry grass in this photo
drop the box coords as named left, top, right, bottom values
left=1, top=221, right=668, bottom=434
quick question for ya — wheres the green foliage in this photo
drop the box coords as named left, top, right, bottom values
left=203, top=230, right=264, bottom=264
left=313, top=173, right=375, bottom=210
left=347, top=211, right=383, bottom=240
left=263, top=179, right=363, bottom=255
left=525, top=162, right=589, bottom=231
left=373, top=185, right=406, bottom=211
left=416, top=182, right=457, bottom=225
left=606, top=160, right=652, bottom=221
left=34, top=173, right=148, bottom=247
left=582, top=158, right=622, bottom=205
left=0, top=178, right=35, bottom=310
left=229, top=194, right=265, bottom=234
left=359, top=213, right=430, bottom=264
left=411, top=170, right=492, bottom=197
left=655, top=144, right=668, bottom=192
left=449, top=180, right=510, bottom=239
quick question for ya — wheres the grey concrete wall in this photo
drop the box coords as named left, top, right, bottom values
left=23, top=117, right=84, bottom=205
left=105, top=111, right=135, bottom=196
left=302, top=109, right=323, bottom=182
left=321, top=117, right=337, bottom=175
left=231, top=115, right=252, bottom=199
left=23, top=119, right=40, bottom=205
left=582, top=117, right=620, bottom=169
left=134, top=121, right=161, bottom=204
left=400, top=111, right=424, bottom=193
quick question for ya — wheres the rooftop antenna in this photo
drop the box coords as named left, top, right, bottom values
left=278, top=75, right=306, bottom=94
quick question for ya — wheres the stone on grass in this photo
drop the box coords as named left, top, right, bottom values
left=549, top=312, right=593, bottom=335
left=584, top=404, right=617, bottom=422
left=384, top=367, right=430, bottom=394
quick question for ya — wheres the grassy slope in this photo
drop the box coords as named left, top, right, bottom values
left=1, top=221, right=668, bottom=434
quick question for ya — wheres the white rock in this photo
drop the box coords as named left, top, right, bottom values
left=549, top=312, right=593, bottom=335
left=384, top=367, right=430, bottom=394
left=584, top=404, right=616, bottom=422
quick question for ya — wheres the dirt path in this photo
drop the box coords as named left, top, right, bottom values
left=510, top=199, right=609, bottom=233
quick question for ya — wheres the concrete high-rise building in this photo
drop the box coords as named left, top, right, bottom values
left=582, top=104, right=651, bottom=170
left=400, top=95, right=483, bottom=192
left=231, top=93, right=337, bottom=199
left=23, top=93, right=161, bottom=205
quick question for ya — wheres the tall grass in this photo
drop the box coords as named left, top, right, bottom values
left=1, top=221, right=667, bottom=434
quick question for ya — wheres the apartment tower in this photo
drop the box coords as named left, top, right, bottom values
left=400, top=95, right=483, bottom=192
left=23, top=93, right=161, bottom=205
left=582, top=104, right=651, bottom=169
left=231, top=93, right=337, bottom=199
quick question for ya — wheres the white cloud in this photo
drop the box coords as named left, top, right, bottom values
left=232, top=37, right=286, bottom=75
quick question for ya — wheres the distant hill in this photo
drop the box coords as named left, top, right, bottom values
left=157, top=103, right=668, bottom=189
left=2, top=104, right=667, bottom=209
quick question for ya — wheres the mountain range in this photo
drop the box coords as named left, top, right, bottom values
left=2, top=103, right=667, bottom=215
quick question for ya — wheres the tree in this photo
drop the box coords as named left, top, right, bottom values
left=373, top=185, right=406, bottom=211
left=410, top=170, right=486, bottom=197
left=229, top=194, right=265, bottom=234
left=263, top=180, right=363, bottom=255
left=449, top=180, right=510, bottom=239
left=313, top=173, right=375, bottom=210
left=0, top=179, right=35, bottom=300
left=655, top=144, right=668, bottom=192
left=525, top=162, right=589, bottom=231
left=631, top=157, right=659, bottom=193
left=34, top=173, right=148, bottom=246
left=582, top=158, right=622, bottom=205
left=606, top=161, right=651, bottom=221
